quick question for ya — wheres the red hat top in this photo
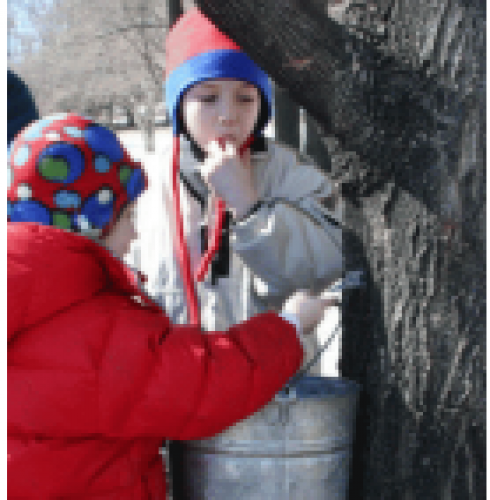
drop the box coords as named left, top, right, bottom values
left=165, top=7, right=241, bottom=78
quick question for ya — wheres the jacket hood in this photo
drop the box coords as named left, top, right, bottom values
left=7, top=223, right=157, bottom=344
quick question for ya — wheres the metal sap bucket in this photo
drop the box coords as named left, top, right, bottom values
left=170, top=376, right=360, bottom=499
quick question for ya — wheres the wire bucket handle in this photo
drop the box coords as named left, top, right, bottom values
left=283, top=270, right=365, bottom=393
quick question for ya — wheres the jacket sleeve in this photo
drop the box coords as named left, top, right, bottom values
left=231, top=145, right=343, bottom=305
left=97, top=298, right=304, bottom=440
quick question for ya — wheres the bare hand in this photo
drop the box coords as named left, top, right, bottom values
left=201, top=140, right=258, bottom=219
left=281, top=289, right=339, bottom=334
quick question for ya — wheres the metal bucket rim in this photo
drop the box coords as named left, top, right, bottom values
left=279, top=375, right=361, bottom=400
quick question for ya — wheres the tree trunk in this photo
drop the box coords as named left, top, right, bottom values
left=125, top=105, right=135, bottom=128
left=195, top=1, right=486, bottom=499
left=168, top=0, right=183, bottom=27
left=305, top=113, right=331, bottom=173
left=274, top=83, right=300, bottom=150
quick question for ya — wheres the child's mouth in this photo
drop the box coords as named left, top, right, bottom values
left=218, top=135, right=237, bottom=145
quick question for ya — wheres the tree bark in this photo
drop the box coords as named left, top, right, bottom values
left=305, top=113, right=331, bottom=173
left=274, top=83, right=300, bottom=150
left=195, top=1, right=486, bottom=498
left=168, top=0, right=183, bottom=27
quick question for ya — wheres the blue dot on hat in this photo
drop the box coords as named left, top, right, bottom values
left=64, top=126, right=84, bottom=139
left=7, top=164, right=13, bottom=190
left=74, top=213, right=98, bottom=235
left=94, top=155, right=112, bottom=173
left=22, top=122, right=46, bottom=141
left=22, top=115, right=60, bottom=141
left=54, top=190, right=81, bottom=209
left=13, top=145, right=30, bottom=167
left=84, top=125, right=124, bottom=162
left=126, top=168, right=145, bottom=202
left=9, top=200, right=51, bottom=225
left=80, top=189, right=114, bottom=229
left=38, top=143, right=85, bottom=184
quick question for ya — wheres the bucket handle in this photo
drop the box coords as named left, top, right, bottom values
left=285, top=319, right=342, bottom=390
left=285, top=270, right=365, bottom=391
left=266, top=386, right=297, bottom=426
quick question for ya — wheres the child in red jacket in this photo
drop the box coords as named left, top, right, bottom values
left=7, top=113, right=334, bottom=499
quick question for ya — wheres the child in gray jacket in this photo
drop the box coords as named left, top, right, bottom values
left=132, top=8, right=343, bottom=341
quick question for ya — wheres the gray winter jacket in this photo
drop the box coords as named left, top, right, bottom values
left=130, top=137, right=343, bottom=336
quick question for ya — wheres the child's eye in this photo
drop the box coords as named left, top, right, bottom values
left=237, top=95, right=255, bottom=103
left=199, top=95, right=217, bottom=103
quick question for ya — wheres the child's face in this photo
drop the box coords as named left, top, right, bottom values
left=182, top=79, right=261, bottom=153
left=102, top=204, right=137, bottom=259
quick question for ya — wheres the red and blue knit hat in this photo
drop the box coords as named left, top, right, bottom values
left=7, top=113, right=147, bottom=239
left=165, top=7, right=272, bottom=137
left=164, top=8, right=272, bottom=327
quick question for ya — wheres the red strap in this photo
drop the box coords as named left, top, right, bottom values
left=171, top=136, right=201, bottom=327
left=195, top=196, right=225, bottom=282
left=238, top=135, right=255, bottom=156
left=172, top=134, right=255, bottom=324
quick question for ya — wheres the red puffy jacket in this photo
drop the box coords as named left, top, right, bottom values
left=8, top=223, right=303, bottom=499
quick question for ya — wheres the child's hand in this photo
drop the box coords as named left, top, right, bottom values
left=201, top=139, right=258, bottom=219
left=281, top=290, right=339, bottom=334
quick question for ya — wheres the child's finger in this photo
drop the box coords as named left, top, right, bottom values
left=207, top=139, right=222, bottom=156
left=224, top=141, right=237, bottom=157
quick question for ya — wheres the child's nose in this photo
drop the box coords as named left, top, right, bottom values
left=218, top=98, right=237, bottom=123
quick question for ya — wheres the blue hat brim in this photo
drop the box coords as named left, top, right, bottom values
left=165, top=49, right=272, bottom=136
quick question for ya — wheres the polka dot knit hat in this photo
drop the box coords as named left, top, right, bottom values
left=164, top=8, right=272, bottom=327
left=7, top=113, right=147, bottom=239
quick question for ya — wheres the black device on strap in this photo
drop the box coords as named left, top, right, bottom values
left=200, top=210, right=232, bottom=284
left=180, top=170, right=231, bottom=283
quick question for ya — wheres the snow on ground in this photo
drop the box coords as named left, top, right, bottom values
left=117, top=128, right=172, bottom=164
left=117, top=127, right=341, bottom=378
